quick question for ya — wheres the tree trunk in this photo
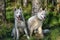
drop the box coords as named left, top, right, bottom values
left=57, top=0, right=60, bottom=13
left=32, top=0, right=42, bottom=16
left=14, top=0, right=21, bottom=8
left=0, top=0, right=6, bottom=27
left=3, top=0, right=6, bottom=22
left=0, top=0, right=6, bottom=22
left=23, top=0, right=27, bottom=7
left=44, top=0, right=47, bottom=10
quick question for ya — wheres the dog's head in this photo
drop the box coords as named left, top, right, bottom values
left=14, top=8, right=22, bottom=20
left=37, top=8, right=46, bottom=20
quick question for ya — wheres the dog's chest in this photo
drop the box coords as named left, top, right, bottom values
left=17, top=20, right=25, bottom=28
left=30, top=17, right=43, bottom=29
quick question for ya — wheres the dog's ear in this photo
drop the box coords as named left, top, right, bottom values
left=14, top=8, right=17, bottom=11
left=40, top=8, right=42, bottom=11
left=19, top=7, right=22, bottom=10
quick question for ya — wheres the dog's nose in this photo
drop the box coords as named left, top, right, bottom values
left=44, top=17, right=46, bottom=19
left=19, top=15, right=21, bottom=17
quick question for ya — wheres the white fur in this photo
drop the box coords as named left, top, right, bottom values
left=27, top=9, right=46, bottom=37
left=37, top=10, right=46, bottom=20
left=11, top=8, right=29, bottom=40
left=14, top=9, right=22, bottom=18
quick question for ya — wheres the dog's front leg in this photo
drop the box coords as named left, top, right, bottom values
left=38, top=26, right=44, bottom=38
left=24, top=28, right=30, bottom=39
left=30, top=28, right=34, bottom=37
left=16, top=28, right=19, bottom=40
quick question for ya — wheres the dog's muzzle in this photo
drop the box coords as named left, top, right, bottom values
left=17, top=15, right=23, bottom=20
left=42, top=16, right=46, bottom=20
left=17, top=15, right=21, bottom=20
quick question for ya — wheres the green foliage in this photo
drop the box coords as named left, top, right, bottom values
left=6, top=3, right=14, bottom=22
left=49, top=18, right=58, bottom=26
left=23, top=4, right=32, bottom=20
left=6, top=10, right=14, bottom=21
left=6, top=0, right=11, bottom=3
left=29, top=36, right=36, bottom=40
left=50, top=27, right=60, bottom=40
left=43, top=11, right=59, bottom=28
left=0, top=23, right=13, bottom=39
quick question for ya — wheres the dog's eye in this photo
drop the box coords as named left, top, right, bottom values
left=41, top=14, right=43, bottom=15
left=42, top=13, right=45, bottom=15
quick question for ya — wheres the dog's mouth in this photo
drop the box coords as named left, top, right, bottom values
left=17, top=15, right=21, bottom=20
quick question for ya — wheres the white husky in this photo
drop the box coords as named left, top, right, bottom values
left=27, top=8, right=46, bottom=38
left=11, top=8, right=29, bottom=40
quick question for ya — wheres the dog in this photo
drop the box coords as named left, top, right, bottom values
left=27, top=8, right=46, bottom=38
left=11, top=8, right=29, bottom=40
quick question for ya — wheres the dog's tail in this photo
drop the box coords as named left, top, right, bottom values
left=43, top=29, right=50, bottom=34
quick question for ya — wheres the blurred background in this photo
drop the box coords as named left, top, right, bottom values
left=0, top=0, right=60, bottom=40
